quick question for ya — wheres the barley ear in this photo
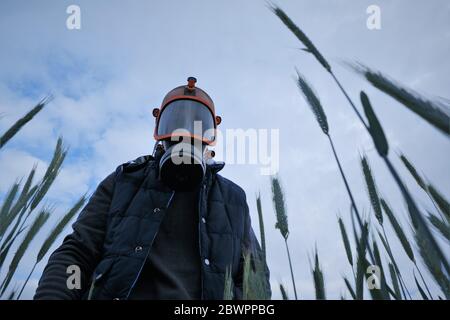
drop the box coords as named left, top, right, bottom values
left=427, top=185, right=450, bottom=222
left=338, top=216, right=353, bottom=266
left=0, top=96, right=52, bottom=149
left=428, top=212, right=450, bottom=243
left=296, top=70, right=329, bottom=135
left=361, top=154, right=383, bottom=224
left=269, top=5, right=331, bottom=72
left=310, top=247, right=326, bottom=300
left=271, top=176, right=289, bottom=240
left=380, top=198, right=415, bottom=262
left=415, top=227, right=450, bottom=299
left=399, top=154, right=426, bottom=190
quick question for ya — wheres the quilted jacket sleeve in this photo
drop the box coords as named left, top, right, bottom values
left=34, top=172, right=115, bottom=300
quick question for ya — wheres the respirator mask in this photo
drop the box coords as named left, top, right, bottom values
left=152, top=78, right=221, bottom=191
left=158, top=140, right=207, bottom=191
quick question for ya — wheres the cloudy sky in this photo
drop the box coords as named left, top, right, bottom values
left=0, top=0, right=449, bottom=299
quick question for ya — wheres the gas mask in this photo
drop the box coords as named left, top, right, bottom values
left=158, top=140, right=206, bottom=191
left=152, top=77, right=221, bottom=191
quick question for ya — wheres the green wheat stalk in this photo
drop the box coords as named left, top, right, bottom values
left=400, top=154, right=447, bottom=221
left=428, top=212, right=450, bottom=242
left=427, top=185, right=450, bottom=223
left=388, top=263, right=401, bottom=300
left=338, top=216, right=353, bottom=267
left=295, top=70, right=374, bottom=263
left=355, top=222, right=369, bottom=300
left=279, top=283, right=289, bottom=300
left=271, top=8, right=449, bottom=299
left=270, top=5, right=369, bottom=130
left=361, top=91, right=449, bottom=277
left=310, top=247, right=326, bottom=300
left=0, top=96, right=52, bottom=149
left=360, top=154, right=410, bottom=298
left=361, top=155, right=383, bottom=224
left=270, top=176, right=297, bottom=299
left=414, top=270, right=430, bottom=300
left=0, top=209, right=50, bottom=295
left=223, top=266, right=234, bottom=300
left=352, top=63, right=450, bottom=136
left=343, top=277, right=356, bottom=300
left=16, top=195, right=86, bottom=299
left=380, top=199, right=433, bottom=298
left=256, top=192, right=266, bottom=260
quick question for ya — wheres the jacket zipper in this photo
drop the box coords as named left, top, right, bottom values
left=198, top=182, right=206, bottom=300
left=125, top=191, right=176, bottom=299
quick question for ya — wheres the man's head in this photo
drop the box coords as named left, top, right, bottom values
left=152, top=77, right=221, bottom=146
left=152, top=77, right=221, bottom=191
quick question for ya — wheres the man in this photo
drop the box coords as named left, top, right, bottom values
left=34, top=77, right=271, bottom=300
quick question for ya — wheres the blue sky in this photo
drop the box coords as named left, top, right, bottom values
left=0, top=0, right=449, bottom=299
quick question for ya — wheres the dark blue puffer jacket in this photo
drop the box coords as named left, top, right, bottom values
left=34, top=153, right=271, bottom=300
